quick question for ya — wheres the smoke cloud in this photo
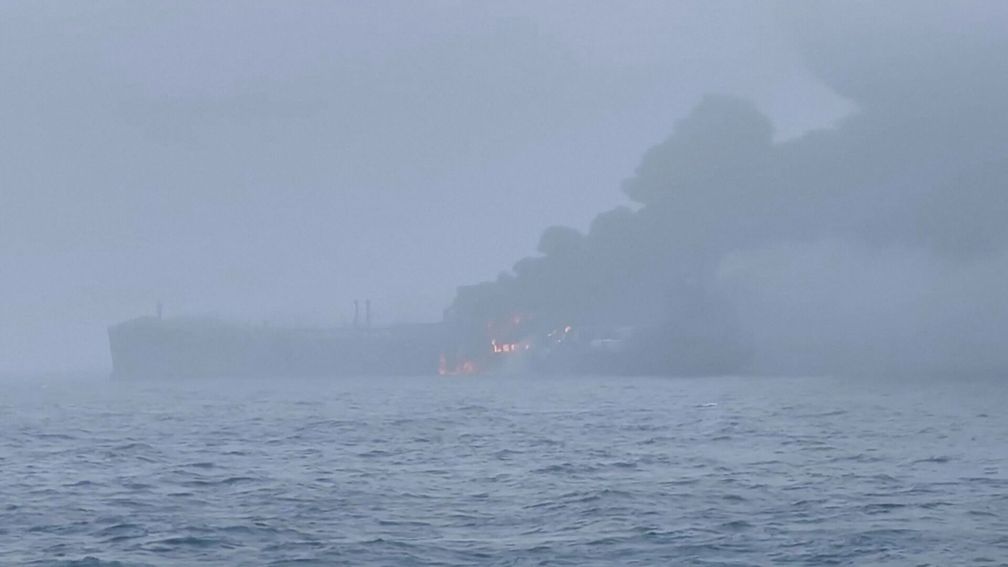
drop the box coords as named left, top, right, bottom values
left=451, top=2, right=1008, bottom=376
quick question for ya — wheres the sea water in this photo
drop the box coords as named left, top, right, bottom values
left=2, top=374, right=1006, bottom=565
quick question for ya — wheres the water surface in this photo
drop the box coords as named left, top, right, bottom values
left=2, top=374, right=1006, bottom=565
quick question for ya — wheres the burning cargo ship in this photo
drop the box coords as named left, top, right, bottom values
left=109, top=298, right=748, bottom=379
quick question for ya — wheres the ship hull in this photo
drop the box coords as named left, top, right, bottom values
left=108, top=317, right=447, bottom=379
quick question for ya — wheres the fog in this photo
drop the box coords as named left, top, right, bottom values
left=3, top=1, right=1003, bottom=376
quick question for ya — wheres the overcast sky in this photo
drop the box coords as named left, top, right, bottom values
left=1, top=1, right=855, bottom=374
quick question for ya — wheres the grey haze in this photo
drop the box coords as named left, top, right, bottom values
left=2, top=1, right=1004, bottom=376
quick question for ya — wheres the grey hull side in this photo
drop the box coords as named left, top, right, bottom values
left=108, top=317, right=447, bottom=379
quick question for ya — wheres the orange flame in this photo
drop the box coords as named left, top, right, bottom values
left=491, top=339, right=524, bottom=354
left=439, top=352, right=479, bottom=376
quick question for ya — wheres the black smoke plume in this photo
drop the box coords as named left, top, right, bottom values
left=450, top=3, right=1008, bottom=376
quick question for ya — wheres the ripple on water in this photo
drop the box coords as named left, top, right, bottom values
left=1, top=375, right=1006, bottom=565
